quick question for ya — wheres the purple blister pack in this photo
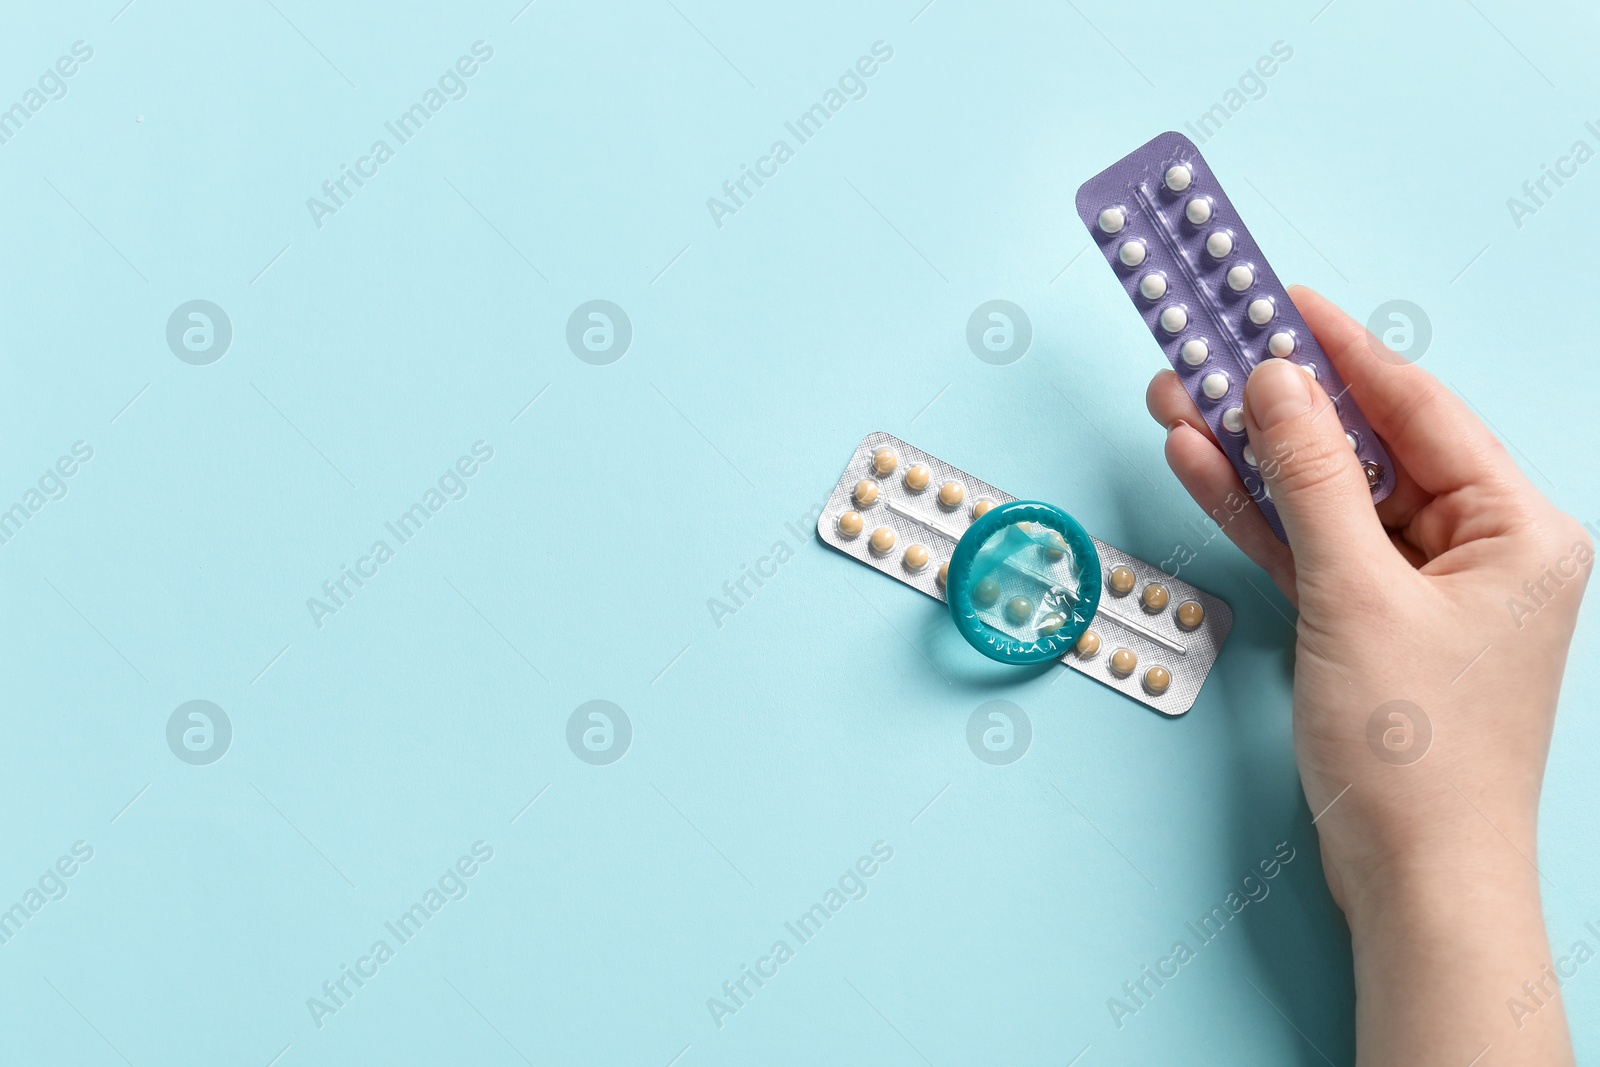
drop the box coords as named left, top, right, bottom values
left=1074, top=131, right=1394, bottom=542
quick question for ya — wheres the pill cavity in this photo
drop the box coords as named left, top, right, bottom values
left=972, top=499, right=996, bottom=520
left=872, top=448, right=898, bottom=475
left=1108, top=566, right=1136, bottom=596
left=1037, top=612, right=1067, bottom=637
left=1143, top=665, right=1172, bottom=695
left=1076, top=630, right=1102, bottom=657
left=938, top=481, right=965, bottom=508
left=1098, top=206, right=1127, bottom=234
left=904, top=464, right=930, bottom=491
left=1165, top=164, right=1193, bottom=191
left=1185, top=197, right=1213, bottom=225
left=1138, top=272, right=1168, bottom=300
left=1042, top=529, right=1067, bottom=561
left=1110, top=648, right=1138, bottom=677
left=1141, top=583, right=1170, bottom=613
left=1180, top=338, right=1209, bottom=366
left=1205, top=231, right=1234, bottom=258
left=1226, top=265, right=1254, bottom=291
left=837, top=511, right=864, bottom=538
left=1222, top=406, right=1245, bottom=433
left=1159, top=306, right=1188, bottom=334
left=1300, top=363, right=1317, bottom=378
left=854, top=480, right=879, bottom=507
left=903, top=544, right=930, bottom=571
left=973, top=577, right=1001, bottom=606
left=1346, top=431, right=1359, bottom=450
left=1242, top=444, right=1257, bottom=467
left=1248, top=298, right=1275, bottom=325
left=937, top=562, right=949, bottom=586
left=1267, top=331, right=1296, bottom=357
left=1201, top=371, right=1230, bottom=400
left=1175, top=600, right=1204, bottom=630
left=1119, top=239, right=1148, bottom=267
left=869, top=527, right=896, bottom=555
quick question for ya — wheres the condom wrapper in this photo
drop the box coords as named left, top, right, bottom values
left=817, top=432, right=1233, bottom=716
left=946, top=501, right=1101, bottom=665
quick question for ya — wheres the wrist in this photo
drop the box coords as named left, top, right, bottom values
left=1315, top=777, right=1543, bottom=926
left=1342, top=846, right=1545, bottom=932
left=1338, top=848, right=1568, bottom=1066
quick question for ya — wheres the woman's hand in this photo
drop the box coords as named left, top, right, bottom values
left=1145, top=286, right=1590, bottom=1066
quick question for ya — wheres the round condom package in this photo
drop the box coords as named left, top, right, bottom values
left=946, top=500, right=1102, bottom=664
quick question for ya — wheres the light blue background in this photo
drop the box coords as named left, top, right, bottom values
left=2, top=1, right=1597, bottom=1064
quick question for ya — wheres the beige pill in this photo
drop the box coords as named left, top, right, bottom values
left=869, top=527, right=896, bottom=556
left=1142, top=583, right=1171, bottom=613
left=854, top=480, right=879, bottom=507
left=938, top=481, right=965, bottom=508
left=872, top=448, right=898, bottom=476
left=1037, top=612, right=1067, bottom=637
left=973, top=577, right=1001, bottom=606
left=937, top=562, right=949, bottom=587
left=1110, top=648, right=1137, bottom=677
left=1042, top=529, right=1067, bottom=561
left=1108, top=566, right=1136, bottom=596
left=1143, top=665, right=1172, bottom=695
left=1075, top=630, right=1102, bottom=657
left=837, top=511, right=864, bottom=538
left=972, top=499, right=996, bottom=520
left=1176, top=600, right=1204, bottom=630
left=903, top=544, right=929, bottom=571
left=904, top=464, right=931, bottom=491
left=1004, top=596, right=1034, bottom=624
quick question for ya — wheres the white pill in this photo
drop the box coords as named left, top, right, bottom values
left=1205, top=231, right=1234, bottom=258
left=1346, top=431, right=1359, bottom=450
left=1226, top=265, right=1254, bottom=291
left=1222, top=406, right=1245, bottom=433
left=1098, top=206, right=1126, bottom=234
left=1119, top=239, right=1147, bottom=267
left=1267, top=331, right=1296, bottom=357
left=1159, top=306, right=1188, bottom=333
left=1138, top=272, right=1168, bottom=300
left=1247, top=298, right=1275, bottom=325
left=1300, top=363, right=1317, bottom=378
left=1185, top=197, right=1213, bottom=225
left=1165, top=164, right=1193, bottom=192
left=1180, top=338, right=1209, bottom=366
left=1243, top=444, right=1257, bottom=467
left=1201, top=372, right=1229, bottom=400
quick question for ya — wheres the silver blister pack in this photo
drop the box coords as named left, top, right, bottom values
left=817, top=432, right=1233, bottom=716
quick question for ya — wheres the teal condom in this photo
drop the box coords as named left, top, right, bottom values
left=946, top=501, right=1102, bottom=664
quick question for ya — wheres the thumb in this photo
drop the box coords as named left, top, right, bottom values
left=1243, top=358, right=1391, bottom=575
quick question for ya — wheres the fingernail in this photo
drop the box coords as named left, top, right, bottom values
left=1246, top=359, right=1311, bottom=429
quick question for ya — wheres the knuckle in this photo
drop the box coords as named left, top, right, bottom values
left=1259, top=433, right=1357, bottom=499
